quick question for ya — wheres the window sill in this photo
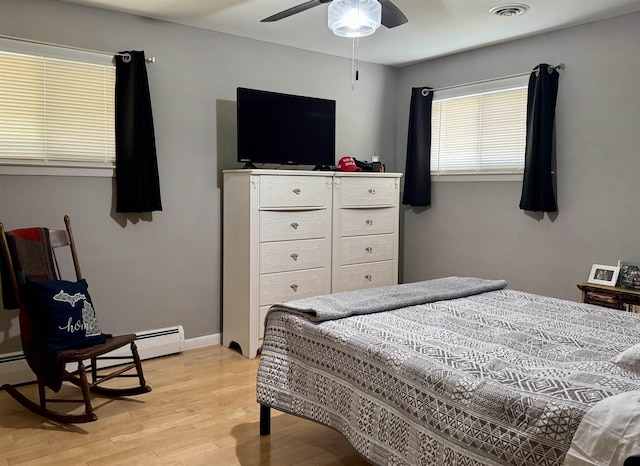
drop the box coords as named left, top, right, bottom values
left=0, top=164, right=114, bottom=178
left=431, top=173, right=522, bottom=182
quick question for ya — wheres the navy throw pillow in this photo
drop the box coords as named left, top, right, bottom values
left=24, top=278, right=105, bottom=353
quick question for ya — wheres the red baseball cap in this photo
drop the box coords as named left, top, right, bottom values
left=337, top=156, right=361, bottom=172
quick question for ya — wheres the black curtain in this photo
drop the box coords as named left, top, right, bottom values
left=402, top=87, right=433, bottom=207
left=115, top=51, right=162, bottom=213
left=519, top=64, right=559, bottom=212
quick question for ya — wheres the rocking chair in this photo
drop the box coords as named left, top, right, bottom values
left=0, top=215, right=151, bottom=423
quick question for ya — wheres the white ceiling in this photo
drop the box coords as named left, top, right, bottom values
left=59, top=0, right=640, bottom=67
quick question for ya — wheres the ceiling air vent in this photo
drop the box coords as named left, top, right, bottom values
left=490, top=4, right=530, bottom=17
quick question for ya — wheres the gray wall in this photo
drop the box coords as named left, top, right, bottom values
left=2, top=0, right=638, bottom=355
left=396, top=12, right=640, bottom=301
left=0, top=0, right=398, bottom=352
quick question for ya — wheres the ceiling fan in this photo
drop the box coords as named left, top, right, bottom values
left=261, top=0, right=408, bottom=29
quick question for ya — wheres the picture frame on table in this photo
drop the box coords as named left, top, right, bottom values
left=588, top=264, right=620, bottom=286
left=618, top=261, right=640, bottom=290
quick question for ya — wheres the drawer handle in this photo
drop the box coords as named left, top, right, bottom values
left=368, top=188, right=376, bottom=194
left=290, top=284, right=299, bottom=292
left=365, top=247, right=373, bottom=253
left=365, top=274, right=373, bottom=281
left=365, top=219, right=373, bottom=225
left=290, top=222, right=299, bottom=230
left=292, top=188, right=301, bottom=195
left=290, top=253, right=299, bottom=261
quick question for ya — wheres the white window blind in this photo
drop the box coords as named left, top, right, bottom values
left=0, top=49, right=115, bottom=168
left=431, top=76, right=528, bottom=175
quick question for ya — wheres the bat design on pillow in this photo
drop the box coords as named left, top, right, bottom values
left=53, top=290, right=86, bottom=307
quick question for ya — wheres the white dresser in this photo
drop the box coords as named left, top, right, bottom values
left=332, top=173, right=401, bottom=292
left=222, top=169, right=401, bottom=358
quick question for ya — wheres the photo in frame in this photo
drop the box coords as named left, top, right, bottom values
left=618, top=261, right=640, bottom=290
left=588, top=264, right=620, bottom=286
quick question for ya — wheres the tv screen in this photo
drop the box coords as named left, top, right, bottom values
left=237, top=87, right=336, bottom=168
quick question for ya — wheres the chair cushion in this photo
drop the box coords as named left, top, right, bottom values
left=24, top=278, right=106, bottom=353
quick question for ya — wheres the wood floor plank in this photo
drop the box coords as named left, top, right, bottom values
left=0, top=345, right=371, bottom=465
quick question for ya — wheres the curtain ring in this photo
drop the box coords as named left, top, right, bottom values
left=122, top=53, right=132, bottom=63
left=547, top=65, right=554, bottom=74
left=421, top=88, right=430, bottom=97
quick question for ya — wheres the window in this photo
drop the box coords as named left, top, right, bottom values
left=0, top=38, right=115, bottom=174
left=431, top=75, right=528, bottom=176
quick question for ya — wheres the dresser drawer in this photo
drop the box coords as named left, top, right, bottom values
left=336, top=177, right=396, bottom=207
left=260, top=175, right=330, bottom=208
left=260, top=268, right=330, bottom=306
left=260, top=238, right=330, bottom=274
left=337, top=234, right=395, bottom=266
left=337, top=207, right=395, bottom=237
left=334, top=261, right=394, bottom=293
left=260, top=209, right=329, bottom=242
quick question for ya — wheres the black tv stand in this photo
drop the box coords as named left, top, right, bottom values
left=241, top=162, right=257, bottom=169
left=313, top=165, right=334, bottom=171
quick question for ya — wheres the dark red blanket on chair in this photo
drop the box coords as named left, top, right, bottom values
left=1, top=227, right=68, bottom=391
left=2, top=228, right=56, bottom=308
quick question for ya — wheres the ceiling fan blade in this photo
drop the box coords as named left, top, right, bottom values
left=379, top=0, right=408, bottom=28
left=261, top=0, right=330, bottom=23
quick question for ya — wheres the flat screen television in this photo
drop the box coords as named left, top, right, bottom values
left=236, top=87, right=336, bottom=169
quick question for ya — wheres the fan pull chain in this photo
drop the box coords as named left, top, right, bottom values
left=355, top=36, right=359, bottom=82
left=351, top=37, right=360, bottom=91
left=351, top=37, right=356, bottom=90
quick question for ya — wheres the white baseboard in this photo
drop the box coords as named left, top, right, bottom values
left=184, top=333, right=220, bottom=351
left=0, top=329, right=222, bottom=387
left=106, top=326, right=185, bottom=362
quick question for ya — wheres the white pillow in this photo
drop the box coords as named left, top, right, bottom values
left=612, top=343, right=640, bottom=375
left=564, top=391, right=640, bottom=466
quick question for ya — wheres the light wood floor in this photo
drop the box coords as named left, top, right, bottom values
left=0, top=345, right=371, bottom=466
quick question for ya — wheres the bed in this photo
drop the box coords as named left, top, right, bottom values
left=256, top=277, right=640, bottom=466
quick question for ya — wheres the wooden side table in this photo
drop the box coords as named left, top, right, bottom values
left=577, top=282, right=640, bottom=312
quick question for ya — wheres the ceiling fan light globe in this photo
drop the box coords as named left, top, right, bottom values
left=328, top=0, right=382, bottom=38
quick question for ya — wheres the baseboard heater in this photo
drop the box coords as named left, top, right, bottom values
left=0, top=325, right=185, bottom=386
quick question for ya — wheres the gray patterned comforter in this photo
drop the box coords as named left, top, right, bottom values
left=256, top=278, right=640, bottom=466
